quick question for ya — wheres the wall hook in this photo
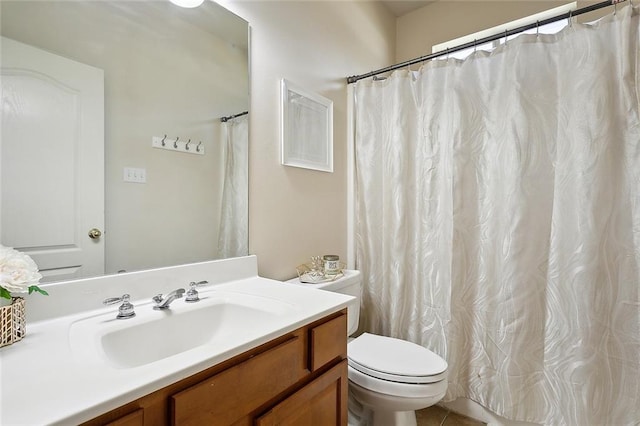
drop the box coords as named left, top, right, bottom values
left=152, top=136, right=204, bottom=155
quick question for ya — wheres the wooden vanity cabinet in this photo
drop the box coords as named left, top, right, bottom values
left=83, top=310, right=347, bottom=426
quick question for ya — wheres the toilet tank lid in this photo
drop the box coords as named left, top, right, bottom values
left=286, top=269, right=361, bottom=291
left=348, top=333, right=448, bottom=378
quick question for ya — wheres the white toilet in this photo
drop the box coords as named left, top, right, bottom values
left=288, top=270, right=448, bottom=426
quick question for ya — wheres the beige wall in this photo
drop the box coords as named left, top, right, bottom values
left=232, top=0, right=611, bottom=281
left=220, top=0, right=396, bottom=280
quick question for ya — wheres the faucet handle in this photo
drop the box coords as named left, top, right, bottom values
left=103, top=294, right=135, bottom=319
left=185, top=281, right=209, bottom=303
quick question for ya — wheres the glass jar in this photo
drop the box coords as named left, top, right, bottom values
left=323, top=255, right=340, bottom=276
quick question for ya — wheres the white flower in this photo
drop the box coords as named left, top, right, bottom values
left=0, top=245, right=43, bottom=294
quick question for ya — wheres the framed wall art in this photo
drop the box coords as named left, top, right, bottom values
left=280, top=79, right=333, bottom=173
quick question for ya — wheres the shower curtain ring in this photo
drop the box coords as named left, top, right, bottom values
left=473, top=39, right=477, bottom=52
left=568, top=10, right=573, bottom=27
left=536, top=20, right=540, bottom=37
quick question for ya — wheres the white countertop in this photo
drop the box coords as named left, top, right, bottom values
left=0, top=260, right=352, bottom=426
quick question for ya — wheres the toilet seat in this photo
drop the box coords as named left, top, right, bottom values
left=347, top=333, right=448, bottom=384
left=348, top=366, right=448, bottom=399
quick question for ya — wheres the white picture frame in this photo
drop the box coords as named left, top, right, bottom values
left=280, top=79, right=333, bottom=173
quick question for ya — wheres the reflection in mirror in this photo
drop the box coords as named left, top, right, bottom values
left=0, top=0, right=249, bottom=282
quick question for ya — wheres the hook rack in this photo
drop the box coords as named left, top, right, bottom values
left=151, top=136, right=204, bottom=155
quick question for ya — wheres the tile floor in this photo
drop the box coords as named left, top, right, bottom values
left=416, top=405, right=485, bottom=426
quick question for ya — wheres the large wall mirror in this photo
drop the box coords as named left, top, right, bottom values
left=0, top=0, right=249, bottom=282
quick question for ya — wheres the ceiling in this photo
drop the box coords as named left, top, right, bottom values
left=381, top=0, right=433, bottom=17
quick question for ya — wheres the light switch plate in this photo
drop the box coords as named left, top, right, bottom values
left=123, top=167, right=146, bottom=183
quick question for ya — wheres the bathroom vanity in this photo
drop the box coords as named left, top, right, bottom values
left=84, top=310, right=347, bottom=425
left=0, top=256, right=352, bottom=425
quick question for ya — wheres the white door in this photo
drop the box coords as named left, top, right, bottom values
left=1, top=37, right=105, bottom=282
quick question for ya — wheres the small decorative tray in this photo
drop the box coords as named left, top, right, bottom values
left=296, top=261, right=346, bottom=284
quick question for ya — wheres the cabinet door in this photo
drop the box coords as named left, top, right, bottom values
left=255, top=360, right=348, bottom=426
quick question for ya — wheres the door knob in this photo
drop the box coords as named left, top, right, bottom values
left=88, top=228, right=102, bottom=240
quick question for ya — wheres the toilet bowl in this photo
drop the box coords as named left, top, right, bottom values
left=287, top=270, right=448, bottom=426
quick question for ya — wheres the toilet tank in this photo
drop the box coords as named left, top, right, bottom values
left=286, top=270, right=361, bottom=336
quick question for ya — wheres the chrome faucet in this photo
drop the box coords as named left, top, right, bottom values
left=152, top=288, right=185, bottom=310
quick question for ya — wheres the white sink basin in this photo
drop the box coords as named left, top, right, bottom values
left=69, top=291, right=295, bottom=369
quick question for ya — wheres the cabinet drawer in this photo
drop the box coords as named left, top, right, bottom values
left=309, top=312, right=347, bottom=372
left=104, top=409, right=143, bottom=426
left=171, top=335, right=303, bottom=425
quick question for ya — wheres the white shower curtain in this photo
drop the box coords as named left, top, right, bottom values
left=354, top=6, right=639, bottom=425
left=218, top=114, right=248, bottom=258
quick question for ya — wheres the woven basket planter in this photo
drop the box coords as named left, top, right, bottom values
left=0, top=297, right=26, bottom=348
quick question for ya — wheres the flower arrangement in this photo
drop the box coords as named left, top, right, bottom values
left=0, top=245, right=48, bottom=301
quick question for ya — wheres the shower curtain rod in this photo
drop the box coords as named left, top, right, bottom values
left=346, top=0, right=624, bottom=84
left=220, top=111, right=248, bottom=122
